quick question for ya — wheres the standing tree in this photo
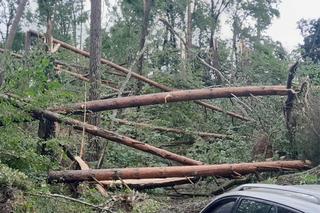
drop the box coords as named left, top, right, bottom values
left=37, top=0, right=88, bottom=44
left=88, top=0, right=102, bottom=161
left=136, top=0, right=153, bottom=94
left=5, top=0, right=28, bottom=50
left=299, top=18, right=320, bottom=63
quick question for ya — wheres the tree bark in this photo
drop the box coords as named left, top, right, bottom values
left=27, top=30, right=250, bottom=121
left=88, top=0, right=102, bottom=161
left=50, top=85, right=292, bottom=114
left=24, top=31, right=31, bottom=53
left=5, top=0, right=28, bottom=50
left=37, top=111, right=203, bottom=166
left=48, top=160, right=311, bottom=183
left=114, top=118, right=231, bottom=139
left=0, top=93, right=203, bottom=166
left=136, top=0, right=152, bottom=95
left=186, top=0, right=193, bottom=60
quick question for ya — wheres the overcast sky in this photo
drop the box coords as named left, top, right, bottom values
left=56, top=0, right=320, bottom=52
left=267, top=0, right=320, bottom=51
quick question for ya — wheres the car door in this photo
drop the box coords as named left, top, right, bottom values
left=201, top=196, right=302, bottom=213
left=200, top=196, right=238, bottom=213
left=234, top=197, right=302, bottom=213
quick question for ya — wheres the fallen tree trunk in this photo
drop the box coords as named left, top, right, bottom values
left=27, top=30, right=250, bottom=121
left=1, top=45, right=247, bottom=120
left=50, top=85, right=292, bottom=114
left=114, top=118, right=231, bottom=139
left=99, top=177, right=196, bottom=190
left=0, top=48, right=120, bottom=92
left=0, top=94, right=203, bottom=166
left=55, top=67, right=120, bottom=92
left=48, top=160, right=311, bottom=183
left=0, top=48, right=23, bottom=58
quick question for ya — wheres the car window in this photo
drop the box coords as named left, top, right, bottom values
left=236, top=199, right=275, bottom=213
left=202, top=198, right=237, bottom=213
left=277, top=206, right=299, bottom=213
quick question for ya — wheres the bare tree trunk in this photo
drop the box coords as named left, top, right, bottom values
left=88, top=0, right=102, bottom=161
left=5, top=0, right=28, bottom=50
left=80, top=0, right=84, bottom=49
left=48, top=160, right=311, bottom=182
left=136, top=0, right=152, bottom=95
left=181, top=0, right=194, bottom=80
left=0, top=0, right=28, bottom=86
left=50, top=85, right=292, bottom=114
left=46, top=19, right=53, bottom=52
left=186, top=0, right=193, bottom=60
left=24, top=31, right=31, bottom=53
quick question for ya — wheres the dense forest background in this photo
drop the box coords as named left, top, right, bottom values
left=0, top=0, right=320, bottom=212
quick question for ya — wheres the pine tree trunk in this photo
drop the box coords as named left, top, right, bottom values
left=5, top=0, right=28, bottom=50
left=186, top=0, right=193, bottom=60
left=51, top=85, right=291, bottom=114
left=136, top=0, right=152, bottom=95
left=88, top=0, right=102, bottom=161
left=48, top=160, right=311, bottom=182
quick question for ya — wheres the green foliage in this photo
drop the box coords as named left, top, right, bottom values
left=132, top=198, right=162, bottom=213
left=237, top=40, right=288, bottom=84
left=15, top=194, right=95, bottom=213
left=0, top=162, right=30, bottom=190
left=188, top=137, right=253, bottom=164
left=299, top=174, right=319, bottom=184
left=299, top=60, right=320, bottom=85
left=37, top=0, right=88, bottom=43
left=0, top=124, right=54, bottom=175
left=299, top=18, right=320, bottom=63
left=293, top=88, right=320, bottom=164
left=3, top=46, right=79, bottom=107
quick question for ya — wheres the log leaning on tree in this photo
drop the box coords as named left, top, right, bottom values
left=50, top=85, right=293, bottom=114
left=27, top=30, right=251, bottom=121
left=36, top=111, right=204, bottom=166
left=0, top=46, right=250, bottom=121
left=48, top=160, right=311, bottom=183
left=0, top=93, right=203, bottom=166
left=55, top=67, right=120, bottom=92
left=113, top=118, right=231, bottom=139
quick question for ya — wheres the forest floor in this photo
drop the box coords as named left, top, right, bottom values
left=157, top=196, right=212, bottom=213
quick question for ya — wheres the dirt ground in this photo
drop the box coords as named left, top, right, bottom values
left=157, top=196, right=213, bottom=213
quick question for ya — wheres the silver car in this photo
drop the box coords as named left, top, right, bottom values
left=200, top=184, right=320, bottom=213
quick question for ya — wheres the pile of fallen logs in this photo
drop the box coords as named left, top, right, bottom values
left=0, top=31, right=311, bottom=193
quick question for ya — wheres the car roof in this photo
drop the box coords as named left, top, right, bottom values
left=207, top=184, right=320, bottom=212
